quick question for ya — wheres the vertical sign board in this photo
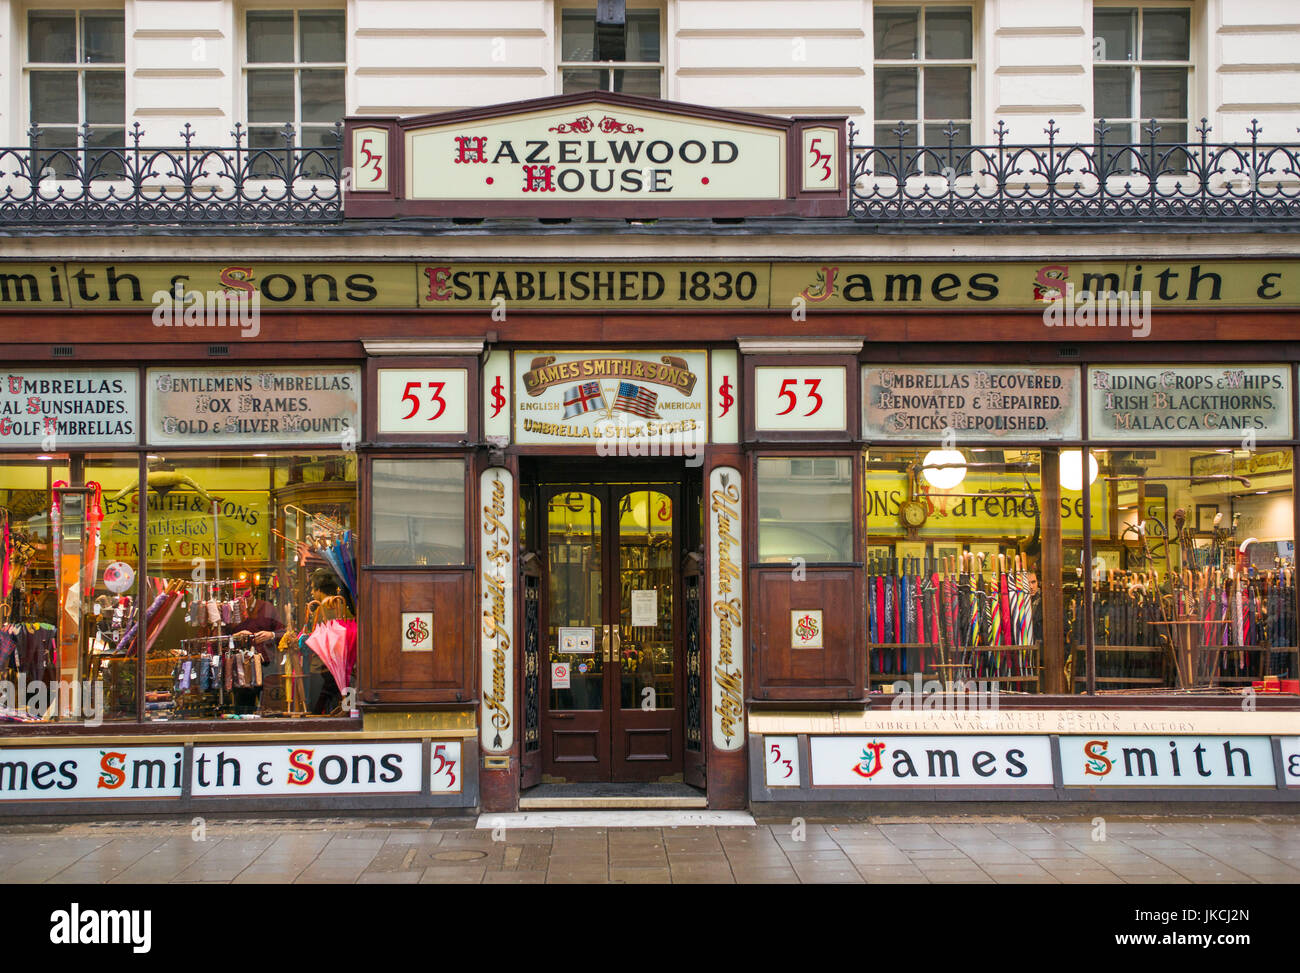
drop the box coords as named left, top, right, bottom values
left=710, top=349, right=739, bottom=444
left=1060, top=736, right=1278, bottom=786
left=709, top=466, right=744, bottom=751
left=376, top=368, right=468, bottom=435
left=482, top=349, right=511, bottom=444
left=480, top=467, right=514, bottom=754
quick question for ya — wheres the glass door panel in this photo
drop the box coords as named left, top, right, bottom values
left=618, top=490, right=675, bottom=710
left=547, top=490, right=603, bottom=710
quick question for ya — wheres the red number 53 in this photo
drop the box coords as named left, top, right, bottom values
left=776, top=378, right=823, bottom=416
left=400, top=381, right=448, bottom=421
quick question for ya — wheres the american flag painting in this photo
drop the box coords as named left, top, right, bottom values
left=613, top=381, right=660, bottom=419
left=561, top=381, right=607, bottom=419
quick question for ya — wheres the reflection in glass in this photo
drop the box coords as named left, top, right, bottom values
left=371, top=459, right=466, bottom=566
left=549, top=492, right=602, bottom=710
left=758, top=457, right=853, bottom=563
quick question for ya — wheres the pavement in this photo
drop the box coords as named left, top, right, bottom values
left=3, top=812, right=1300, bottom=883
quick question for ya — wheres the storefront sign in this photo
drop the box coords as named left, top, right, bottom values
left=191, top=743, right=422, bottom=795
left=482, top=350, right=511, bottom=444
left=0, top=369, right=138, bottom=448
left=146, top=366, right=361, bottom=446
left=863, top=365, right=1080, bottom=441
left=809, top=735, right=1054, bottom=786
left=1282, top=737, right=1300, bottom=786
left=401, top=612, right=433, bottom=652
left=429, top=741, right=462, bottom=793
left=709, top=466, right=744, bottom=752
left=100, top=489, right=269, bottom=566
left=1060, top=735, right=1276, bottom=786
left=345, top=93, right=844, bottom=218
left=1088, top=365, right=1292, bottom=440
left=480, top=467, right=514, bottom=754
left=764, top=736, right=801, bottom=787
left=753, top=366, right=848, bottom=432
left=710, top=349, right=739, bottom=444
left=864, top=470, right=1108, bottom=538
left=0, top=746, right=183, bottom=800
left=514, top=350, right=707, bottom=450
left=376, top=367, right=468, bottom=435
left=8, top=260, right=1300, bottom=311
left=1190, top=448, right=1292, bottom=480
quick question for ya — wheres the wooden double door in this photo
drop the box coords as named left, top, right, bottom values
left=540, top=482, right=683, bottom=781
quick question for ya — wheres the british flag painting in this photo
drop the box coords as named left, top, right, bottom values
left=561, top=381, right=607, bottom=419
left=613, top=381, right=660, bottom=419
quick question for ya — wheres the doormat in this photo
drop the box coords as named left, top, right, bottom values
left=475, top=810, right=757, bottom=829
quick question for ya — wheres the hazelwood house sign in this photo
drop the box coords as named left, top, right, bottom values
left=344, top=91, right=846, bottom=218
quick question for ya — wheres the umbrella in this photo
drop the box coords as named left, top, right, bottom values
left=307, top=617, right=358, bottom=695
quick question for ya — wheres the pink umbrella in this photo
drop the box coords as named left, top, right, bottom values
left=306, top=619, right=358, bottom=693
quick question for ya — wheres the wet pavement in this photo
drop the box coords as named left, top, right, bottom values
left=2, top=813, right=1298, bottom=884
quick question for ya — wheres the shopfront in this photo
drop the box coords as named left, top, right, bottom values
left=2, top=93, right=1300, bottom=814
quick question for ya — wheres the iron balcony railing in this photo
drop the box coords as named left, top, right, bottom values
left=0, top=117, right=1297, bottom=228
left=848, top=118, right=1300, bottom=227
left=0, top=122, right=343, bottom=226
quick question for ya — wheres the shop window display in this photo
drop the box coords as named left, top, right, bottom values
left=138, top=453, right=358, bottom=721
left=1082, top=448, right=1297, bottom=693
left=862, top=448, right=1060, bottom=693
left=1, top=455, right=140, bottom=723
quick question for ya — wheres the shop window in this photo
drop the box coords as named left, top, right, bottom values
left=872, top=4, right=974, bottom=170
left=370, top=458, right=466, bottom=566
left=244, top=8, right=346, bottom=176
left=756, top=456, right=854, bottom=563
left=864, top=448, right=1054, bottom=693
left=25, top=8, right=126, bottom=178
left=2, top=454, right=141, bottom=723
left=558, top=5, right=663, bottom=96
left=1083, top=448, right=1296, bottom=693
left=137, top=452, right=358, bottom=721
left=1093, top=4, right=1192, bottom=172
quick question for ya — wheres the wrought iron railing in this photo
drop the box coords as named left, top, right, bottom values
left=848, top=118, right=1300, bottom=227
left=0, top=122, right=343, bottom=225
left=1, top=116, right=1298, bottom=228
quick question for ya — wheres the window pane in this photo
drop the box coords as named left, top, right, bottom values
left=1142, top=9, right=1190, bottom=61
left=1094, top=66, right=1133, bottom=119
left=757, top=457, right=854, bottom=563
left=371, top=459, right=466, bottom=566
left=35, top=127, right=79, bottom=179
left=561, top=9, right=596, bottom=61
left=301, top=11, right=345, bottom=62
left=875, top=67, right=918, bottom=120
left=562, top=67, right=605, bottom=93
left=30, top=72, right=79, bottom=125
left=1140, top=67, right=1188, bottom=118
left=86, top=72, right=125, bottom=124
left=300, top=126, right=340, bottom=177
left=923, top=66, right=971, bottom=121
left=248, top=11, right=295, bottom=63
left=83, top=14, right=125, bottom=64
left=86, top=127, right=127, bottom=179
left=626, top=9, right=660, bottom=62
left=612, top=68, right=661, bottom=96
left=29, top=13, right=76, bottom=63
left=142, top=452, right=359, bottom=721
left=875, top=7, right=918, bottom=59
left=248, top=70, right=294, bottom=123
left=248, top=127, right=287, bottom=178
left=301, top=69, right=345, bottom=123
left=925, top=7, right=972, bottom=59
left=1094, top=8, right=1136, bottom=62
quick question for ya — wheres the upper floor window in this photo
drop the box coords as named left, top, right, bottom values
left=26, top=9, right=125, bottom=174
left=559, top=5, right=662, bottom=96
left=873, top=5, right=974, bottom=157
left=245, top=8, right=345, bottom=166
left=1093, top=5, right=1191, bottom=149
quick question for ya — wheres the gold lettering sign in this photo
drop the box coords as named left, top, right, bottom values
left=480, top=469, right=514, bottom=753
left=710, top=467, right=744, bottom=751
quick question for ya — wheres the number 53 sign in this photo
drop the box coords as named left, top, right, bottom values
left=752, top=366, right=847, bottom=432
left=377, top=368, right=469, bottom=435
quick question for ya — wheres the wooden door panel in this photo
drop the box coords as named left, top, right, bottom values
left=364, top=570, right=473, bottom=704
left=753, top=568, right=863, bottom=699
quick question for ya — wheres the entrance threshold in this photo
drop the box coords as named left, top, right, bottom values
left=478, top=810, right=755, bottom=829
left=518, top=782, right=707, bottom=810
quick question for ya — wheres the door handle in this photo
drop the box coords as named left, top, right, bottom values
left=611, top=625, right=620, bottom=665
left=603, top=624, right=611, bottom=663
